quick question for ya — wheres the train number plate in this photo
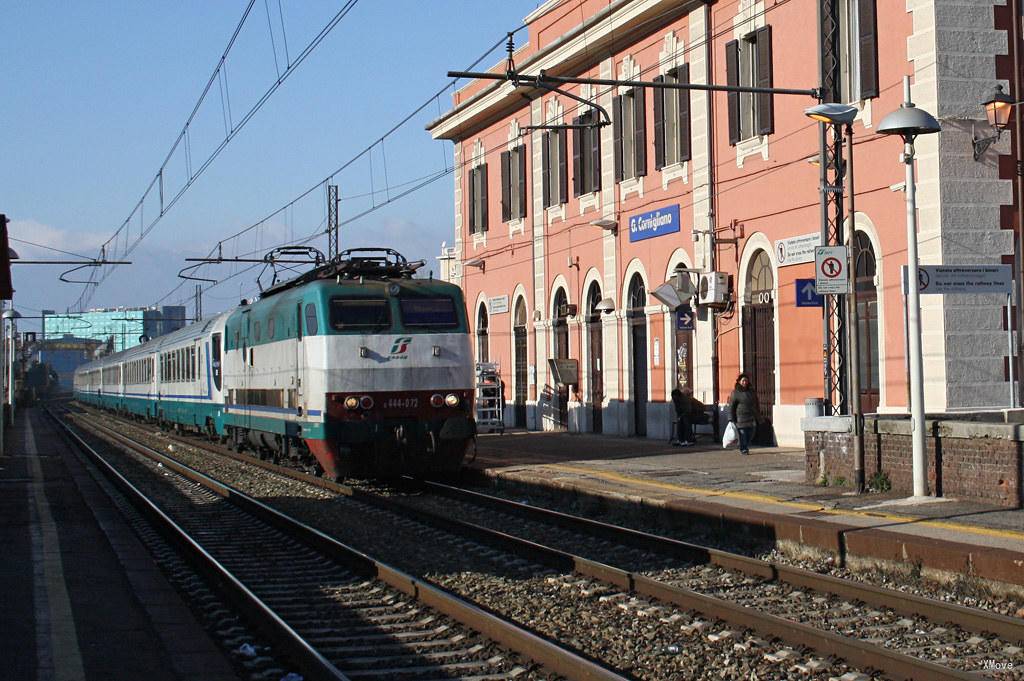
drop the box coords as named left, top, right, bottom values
left=384, top=397, right=419, bottom=409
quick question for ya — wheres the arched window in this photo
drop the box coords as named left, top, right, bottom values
left=476, top=304, right=489, bottom=363
left=552, top=288, right=569, bottom=359
left=513, top=297, right=528, bottom=427
left=586, top=281, right=603, bottom=321
left=514, top=297, right=528, bottom=329
left=854, top=231, right=880, bottom=412
left=745, top=250, right=774, bottom=304
left=627, top=273, right=647, bottom=318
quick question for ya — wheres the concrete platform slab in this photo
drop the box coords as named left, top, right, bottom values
left=0, top=407, right=239, bottom=681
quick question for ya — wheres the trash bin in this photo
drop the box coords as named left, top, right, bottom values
left=805, top=397, right=825, bottom=418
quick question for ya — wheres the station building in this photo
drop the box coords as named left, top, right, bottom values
left=43, top=305, right=188, bottom=354
left=428, top=0, right=1020, bottom=446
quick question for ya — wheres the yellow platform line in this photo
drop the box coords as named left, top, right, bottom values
left=540, top=463, right=1024, bottom=543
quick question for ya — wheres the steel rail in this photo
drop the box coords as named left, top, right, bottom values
left=424, top=480, right=1024, bottom=646
left=67, top=411, right=628, bottom=681
left=75, top=407, right=1016, bottom=680
left=45, top=407, right=351, bottom=681
left=353, top=490, right=976, bottom=681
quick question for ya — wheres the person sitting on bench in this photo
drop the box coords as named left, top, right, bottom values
left=671, top=386, right=708, bottom=446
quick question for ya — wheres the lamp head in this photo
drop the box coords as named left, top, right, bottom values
left=804, top=103, right=858, bottom=126
left=2, top=309, right=21, bottom=320
left=590, top=218, right=618, bottom=234
left=983, top=84, right=1014, bottom=130
left=594, top=297, right=615, bottom=314
left=877, top=102, right=941, bottom=143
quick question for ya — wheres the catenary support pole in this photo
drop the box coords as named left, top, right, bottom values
left=845, top=124, right=864, bottom=492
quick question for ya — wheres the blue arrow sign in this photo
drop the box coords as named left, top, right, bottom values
left=795, top=278, right=824, bottom=308
left=676, top=304, right=695, bottom=331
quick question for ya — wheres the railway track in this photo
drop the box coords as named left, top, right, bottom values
left=69, top=405, right=1024, bottom=680
left=50, top=405, right=617, bottom=681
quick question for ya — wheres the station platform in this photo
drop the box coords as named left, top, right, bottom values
left=0, top=407, right=238, bottom=681
left=467, top=430, right=1024, bottom=591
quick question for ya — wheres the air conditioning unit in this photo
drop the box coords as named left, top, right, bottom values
left=697, top=272, right=730, bottom=307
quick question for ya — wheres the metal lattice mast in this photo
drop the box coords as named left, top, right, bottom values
left=327, top=184, right=339, bottom=260
left=818, top=0, right=847, bottom=415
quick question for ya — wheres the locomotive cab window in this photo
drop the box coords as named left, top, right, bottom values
left=399, top=298, right=459, bottom=328
left=330, top=299, right=391, bottom=330
left=304, top=304, right=319, bottom=335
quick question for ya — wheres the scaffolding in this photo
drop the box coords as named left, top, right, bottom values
left=475, top=362, right=505, bottom=434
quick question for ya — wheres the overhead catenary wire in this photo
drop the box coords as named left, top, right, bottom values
left=140, top=0, right=787, bottom=316
left=75, top=0, right=362, bottom=312
left=151, top=26, right=528, bottom=313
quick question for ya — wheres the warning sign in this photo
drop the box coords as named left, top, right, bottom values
left=814, top=246, right=848, bottom=295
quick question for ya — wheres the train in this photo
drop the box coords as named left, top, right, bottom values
left=73, top=249, right=476, bottom=478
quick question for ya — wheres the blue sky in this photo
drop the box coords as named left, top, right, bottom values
left=2, top=1, right=541, bottom=330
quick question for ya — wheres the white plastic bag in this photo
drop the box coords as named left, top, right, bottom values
left=722, top=421, right=739, bottom=448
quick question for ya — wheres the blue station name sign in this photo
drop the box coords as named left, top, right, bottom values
left=628, top=204, right=680, bottom=243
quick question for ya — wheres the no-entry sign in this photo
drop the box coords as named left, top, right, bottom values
left=814, top=246, right=848, bottom=294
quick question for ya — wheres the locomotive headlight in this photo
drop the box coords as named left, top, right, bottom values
left=430, top=393, right=444, bottom=408
left=360, top=395, right=374, bottom=410
left=344, top=396, right=359, bottom=410
left=444, top=393, right=460, bottom=407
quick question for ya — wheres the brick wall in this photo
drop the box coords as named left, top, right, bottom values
left=805, top=425, right=1022, bottom=508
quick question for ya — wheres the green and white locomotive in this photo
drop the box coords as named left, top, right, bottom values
left=74, top=249, right=476, bottom=478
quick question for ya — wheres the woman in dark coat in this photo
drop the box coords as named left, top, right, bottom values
left=728, top=372, right=760, bottom=455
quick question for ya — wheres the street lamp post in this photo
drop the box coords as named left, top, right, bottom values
left=2, top=309, right=21, bottom=424
left=980, top=84, right=1023, bottom=408
left=806, top=103, right=864, bottom=491
left=877, top=76, right=941, bottom=498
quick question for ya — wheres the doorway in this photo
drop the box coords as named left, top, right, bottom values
left=854, top=232, right=881, bottom=413
left=513, top=297, right=528, bottom=428
left=553, top=288, right=570, bottom=429
left=627, top=273, right=647, bottom=437
left=586, top=283, right=603, bottom=434
left=741, top=250, right=775, bottom=444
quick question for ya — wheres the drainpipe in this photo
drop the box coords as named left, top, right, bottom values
left=1012, top=0, right=1024, bottom=409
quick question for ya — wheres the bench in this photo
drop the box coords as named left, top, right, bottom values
left=669, top=405, right=719, bottom=444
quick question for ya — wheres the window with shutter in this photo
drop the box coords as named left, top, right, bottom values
left=517, top=144, right=527, bottom=218
left=837, top=0, right=878, bottom=102
left=467, top=168, right=476, bottom=234
left=542, top=132, right=552, bottom=208
left=726, top=40, right=740, bottom=145
left=755, top=25, right=773, bottom=136
left=572, top=116, right=582, bottom=197
left=479, top=163, right=488, bottom=232
left=500, top=151, right=511, bottom=223
left=633, top=87, right=646, bottom=177
left=727, top=27, right=772, bottom=145
left=468, top=164, right=489, bottom=234
left=653, top=76, right=665, bottom=170
left=499, top=145, right=527, bottom=223
left=557, top=128, right=568, bottom=203
left=614, top=89, right=647, bottom=181
left=657, top=67, right=692, bottom=167
left=858, top=0, right=878, bottom=99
